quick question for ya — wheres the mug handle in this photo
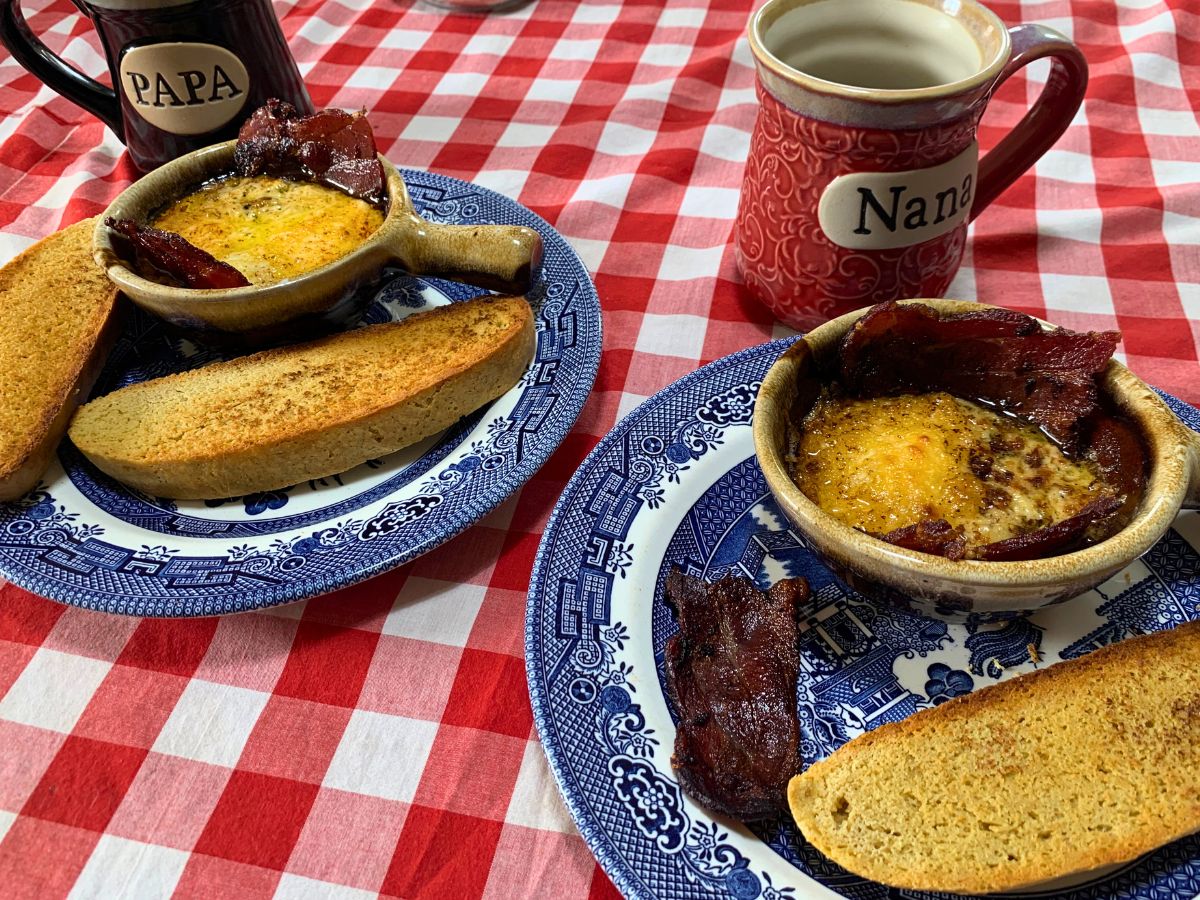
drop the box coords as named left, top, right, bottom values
left=0, top=0, right=123, bottom=134
left=969, top=24, right=1088, bottom=218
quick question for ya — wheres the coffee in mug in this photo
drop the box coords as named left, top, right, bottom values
left=0, top=0, right=313, bottom=171
left=735, top=0, right=1088, bottom=330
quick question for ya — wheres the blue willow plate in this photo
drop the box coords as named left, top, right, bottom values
left=526, top=339, right=1200, bottom=900
left=0, top=170, right=601, bottom=617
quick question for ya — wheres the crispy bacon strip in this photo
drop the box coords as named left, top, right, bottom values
left=878, top=519, right=967, bottom=561
left=839, top=301, right=1119, bottom=454
left=106, top=218, right=249, bottom=290
left=1086, top=413, right=1148, bottom=525
left=976, top=497, right=1124, bottom=561
left=233, top=99, right=385, bottom=205
left=664, top=570, right=809, bottom=820
left=877, top=494, right=1129, bottom=562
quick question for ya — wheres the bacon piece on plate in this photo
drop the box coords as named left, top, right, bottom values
left=663, top=569, right=809, bottom=820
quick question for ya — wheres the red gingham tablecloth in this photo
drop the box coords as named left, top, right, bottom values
left=1, top=0, right=1198, bottom=897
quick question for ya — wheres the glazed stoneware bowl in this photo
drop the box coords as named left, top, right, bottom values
left=753, top=298, right=1200, bottom=616
left=93, top=140, right=542, bottom=344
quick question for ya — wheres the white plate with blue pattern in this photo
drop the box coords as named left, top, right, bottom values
left=0, top=170, right=601, bottom=617
left=526, top=339, right=1200, bottom=900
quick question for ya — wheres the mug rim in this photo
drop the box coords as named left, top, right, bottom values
left=76, top=0, right=202, bottom=11
left=748, top=0, right=1012, bottom=105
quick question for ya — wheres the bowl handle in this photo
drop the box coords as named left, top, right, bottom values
left=1185, top=427, right=1200, bottom=510
left=388, top=217, right=543, bottom=295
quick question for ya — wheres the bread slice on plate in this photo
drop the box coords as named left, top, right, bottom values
left=68, top=294, right=535, bottom=499
left=788, top=620, right=1200, bottom=894
left=0, top=217, right=120, bottom=501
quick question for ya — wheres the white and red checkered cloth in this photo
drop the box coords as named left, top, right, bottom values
left=0, top=0, right=1197, bottom=897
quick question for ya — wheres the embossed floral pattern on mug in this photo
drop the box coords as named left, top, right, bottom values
left=735, top=85, right=977, bottom=328
left=735, top=0, right=1088, bottom=330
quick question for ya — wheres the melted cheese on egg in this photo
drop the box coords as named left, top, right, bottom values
left=789, top=392, right=1110, bottom=548
left=152, top=175, right=384, bottom=285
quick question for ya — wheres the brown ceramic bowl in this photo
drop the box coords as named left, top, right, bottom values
left=754, top=299, right=1200, bottom=616
left=93, top=140, right=542, bottom=345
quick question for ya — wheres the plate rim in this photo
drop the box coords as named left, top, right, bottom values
left=0, top=168, right=602, bottom=617
left=524, top=337, right=1200, bottom=900
left=525, top=338, right=794, bottom=900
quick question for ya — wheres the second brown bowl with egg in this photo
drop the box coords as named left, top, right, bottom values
left=93, top=139, right=542, bottom=345
left=753, top=298, right=1200, bottom=616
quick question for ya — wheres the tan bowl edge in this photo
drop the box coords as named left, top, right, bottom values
left=92, top=142, right=404, bottom=331
left=753, top=299, right=1197, bottom=606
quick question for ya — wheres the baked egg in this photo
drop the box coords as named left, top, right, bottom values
left=152, top=175, right=384, bottom=285
left=788, top=391, right=1114, bottom=550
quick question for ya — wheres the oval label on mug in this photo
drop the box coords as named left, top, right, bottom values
left=817, top=142, right=979, bottom=251
left=119, top=42, right=249, bottom=136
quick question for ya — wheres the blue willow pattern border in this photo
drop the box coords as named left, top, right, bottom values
left=61, top=276, right=484, bottom=538
left=528, top=342, right=795, bottom=900
left=0, top=170, right=602, bottom=616
left=526, top=339, right=1200, bottom=900
left=656, top=457, right=1200, bottom=899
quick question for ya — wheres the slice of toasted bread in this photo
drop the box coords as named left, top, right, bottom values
left=788, top=621, right=1200, bottom=894
left=0, top=218, right=120, bottom=501
left=68, top=295, right=535, bottom=499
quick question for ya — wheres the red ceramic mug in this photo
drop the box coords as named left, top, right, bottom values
left=734, top=0, right=1088, bottom=330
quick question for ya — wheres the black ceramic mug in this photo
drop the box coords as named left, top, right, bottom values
left=0, top=0, right=313, bottom=170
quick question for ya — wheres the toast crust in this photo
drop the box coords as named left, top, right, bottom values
left=68, top=295, right=535, bottom=499
left=788, top=621, right=1200, bottom=894
left=0, top=218, right=120, bottom=501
